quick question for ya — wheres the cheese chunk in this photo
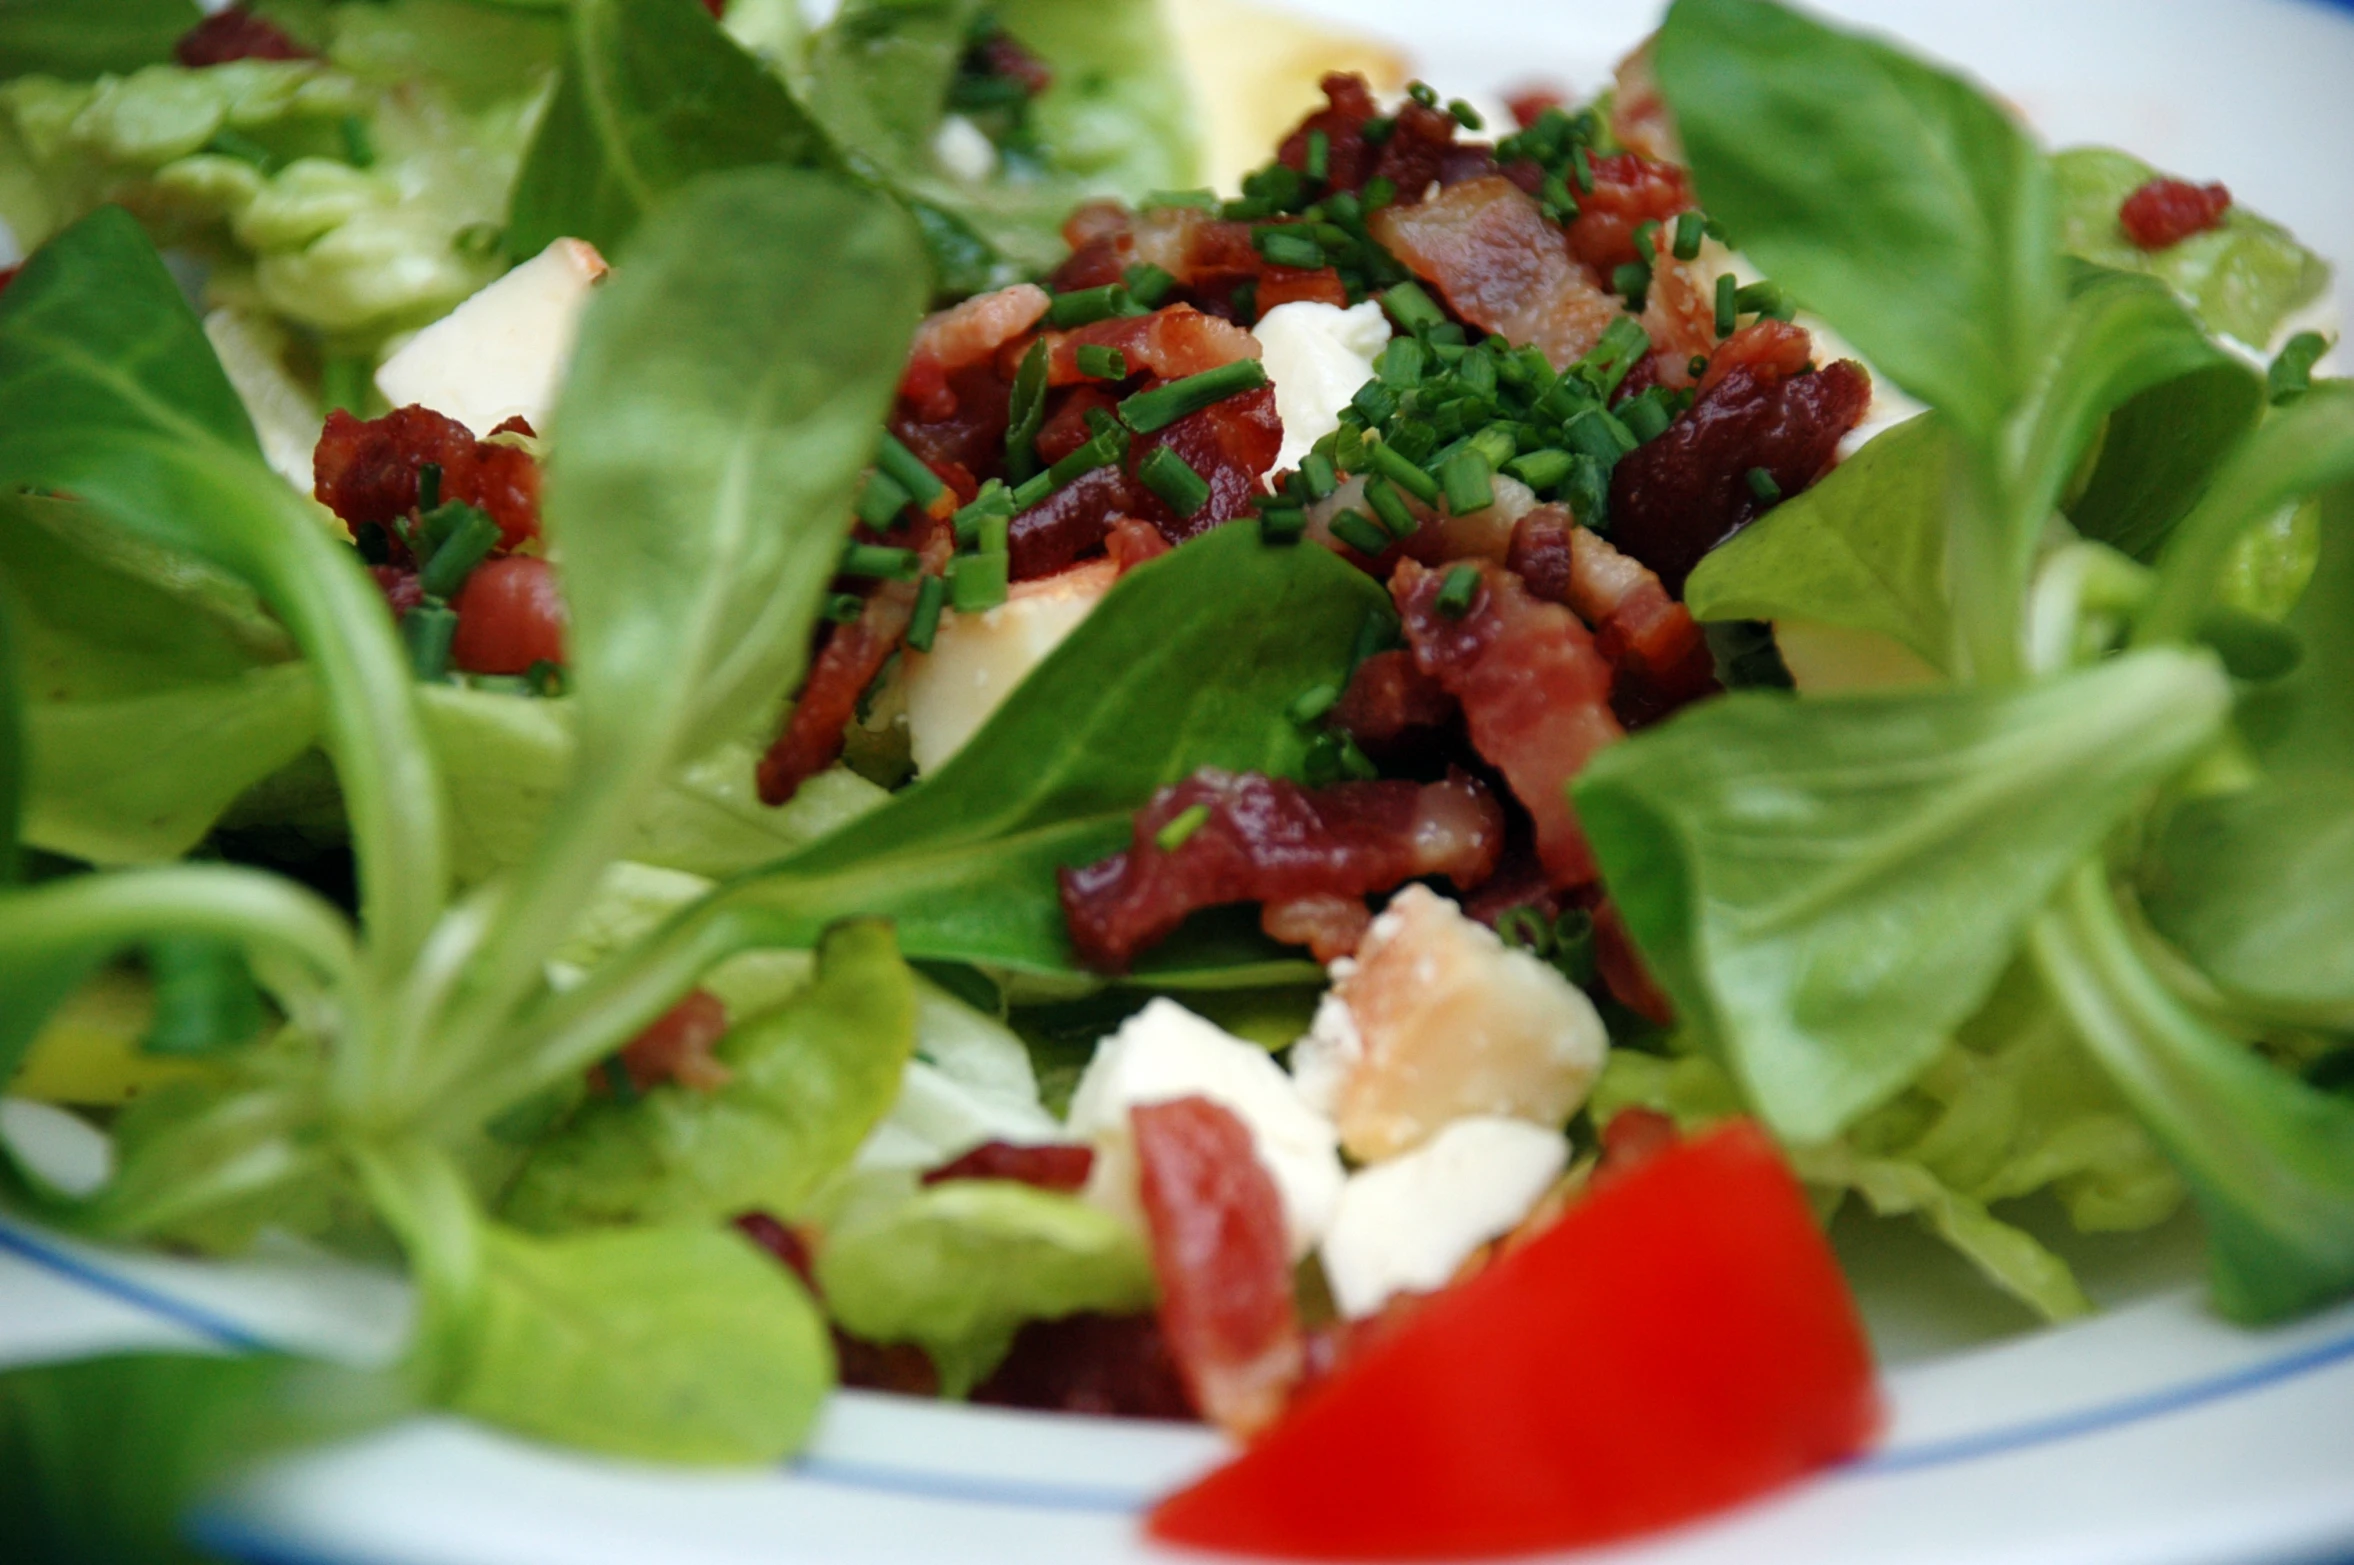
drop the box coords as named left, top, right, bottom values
left=1292, top=885, right=1607, bottom=1162
left=1319, top=1115, right=1567, bottom=1319
left=1067, top=998, right=1345, bottom=1260
left=375, top=237, right=608, bottom=436
left=901, top=560, right=1116, bottom=775
left=1256, top=299, right=1391, bottom=477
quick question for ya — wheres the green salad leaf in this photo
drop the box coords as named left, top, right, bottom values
left=0, top=1, right=196, bottom=84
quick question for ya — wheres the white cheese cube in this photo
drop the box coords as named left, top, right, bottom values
left=1291, top=885, right=1608, bottom=1162
left=1319, top=1115, right=1568, bottom=1319
left=1255, top=299, right=1391, bottom=477
left=374, top=237, right=609, bottom=437
left=1067, top=998, right=1345, bottom=1260
left=901, top=559, right=1116, bottom=775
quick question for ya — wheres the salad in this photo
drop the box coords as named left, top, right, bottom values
left=0, top=0, right=2349, bottom=1558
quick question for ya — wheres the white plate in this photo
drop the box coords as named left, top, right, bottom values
left=11, top=3, right=2354, bottom=1562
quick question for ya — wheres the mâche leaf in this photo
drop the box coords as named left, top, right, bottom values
left=0, top=0, right=195, bottom=83
left=1573, top=650, right=2232, bottom=1143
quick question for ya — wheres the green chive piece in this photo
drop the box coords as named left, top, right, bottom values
left=906, top=574, right=947, bottom=652
left=1496, top=906, right=1553, bottom=956
left=1380, top=281, right=1447, bottom=334
left=1289, top=683, right=1341, bottom=725
left=1688, top=354, right=1711, bottom=379
left=823, top=592, right=865, bottom=625
left=1435, top=564, right=1482, bottom=619
left=1304, top=129, right=1331, bottom=182
left=1350, top=608, right=1401, bottom=669
left=1619, top=391, right=1673, bottom=445
left=1448, top=98, right=1484, bottom=131
left=1734, top=280, right=1789, bottom=319
left=1076, top=343, right=1130, bottom=380
left=1573, top=315, right=1651, bottom=398
left=1139, top=445, right=1212, bottom=517
left=1376, top=336, right=1426, bottom=389
left=1010, top=471, right=1053, bottom=512
left=1361, top=117, right=1395, bottom=148
left=1259, top=503, right=1308, bottom=545
left=1048, top=285, right=1144, bottom=328
left=1301, top=733, right=1343, bottom=787
left=1364, top=477, right=1419, bottom=540
left=856, top=469, right=915, bottom=530
left=417, top=506, right=501, bottom=598
left=1118, top=359, right=1270, bottom=434
left=954, top=480, right=1013, bottom=546
left=415, top=461, right=443, bottom=513
left=1440, top=447, right=1495, bottom=515
left=1362, top=175, right=1397, bottom=210
left=1337, top=733, right=1379, bottom=781
left=1255, top=228, right=1326, bottom=271
left=1155, top=803, right=1213, bottom=854
left=2268, top=330, right=2332, bottom=405
left=204, top=128, right=275, bottom=171
left=1505, top=447, right=1575, bottom=492
left=403, top=603, right=457, bottom=682
left=840, top=543, right=921, bottom=582
left=1365, top=439, right=1441, bottom=504
left=601, top=1055, right=638, bottom=1104
left=1124, top=262, right=1177, bottom=308
left=950, top=551, right=1009, bottom=612
left=1570, top=143, right=1595, bottom=194
left=1329, top=508, right=1392, bottom=556
left=1633, top=220, right=1661, bottom=268
left=1298, top=449, right=1339, bottom=501
left=1551, top=907, right=1598, bottom=986
left=339, top=115, right=375, bottom=170
left=1746, top=466, right=1783, bottom=503
left=1467, top=422, right=1517, bottom=471
left=1673, top=211, right=1705, bottom=261
left=526, top=659, right=567, bottom=697
left=977, top=508, right=1011, bottom=554
left=1040, top=425, right=1129, bottom=496
left=1714, top=272, right=1738, bottom=338
left=877, top=433, right=946, bottom=510
left=1612, top=262, right=1650, bottom=310
left=1006, top=339, right=1049, bottom=482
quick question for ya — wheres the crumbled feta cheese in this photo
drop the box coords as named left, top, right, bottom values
left=1319, top=1115, right=1567, bottom=1319
left=932, top=113, right=999, bottom=184
left=1290, top=885, right=1607, bottom=1162
left=1067, top=998, right=1345, bottom=1259
left=374, top=237, right=608, bottom=437
left=1255, top=300, right=1392, bottom=477
left=901, top=559, right=1117, bottom=775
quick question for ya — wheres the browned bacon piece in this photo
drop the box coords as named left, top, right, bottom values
left=1333, top=648, right=1457, bottom=748
left=921, top=1142, right=1096, bottom=1193
left=892, top=362, right=1013, bottom=500
left=1106, top=517, right=1174, bottom=572
left=1393, top=559, right=1622, bottom=889
left=177, top=7, right=313, bottom=66
left=1042, top=305, right=1257, bottom=389
left=2120, top=177, right=2232, bottom=251
left=1059, top=769, right=1504, bottom=973
left=1508, top=507, right=1718, bottom=726
left=1133, top=1096, right=1302, bottom=1438
left=1701, top=318, right=1814, bottom=394
left=756, top=579, right=919, bottom=805
left=313, top=405, right=542, bottom=551
left=1563, top=152, right=1696, bottom=277
left=1608, top=355, right=1872, bottom=594
left=1595, top=899, right=1676, bottom=1026
left=1276, top=73, right=1470, bottom=202
left=591, top=989, right=731, bottom=1095
left=972, top=1312, right=1198, bottom=1421
left=1259, top=894, right=1374, bottom=965
left=1371, top=176, right=1622, bottom=369
left=901, top=284, right=1052, bottom=422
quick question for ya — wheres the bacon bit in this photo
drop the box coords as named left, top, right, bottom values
left=1457, top=844, right=1571, bottom=931
left=1276, top=73, right=1466, bottom=202
left=1594, top=899, right=1675, bottom=1026
left=1508, top=508, right=1717, bottom=726
left=0, top=266, right=19, bottom=297
left=176, top=7, right=313, bottom=66
left=734, top=1212, right=819, bottom=1291
left=1260, top=894, right=1376, bottom=965
left=1371, top=176, right=1622, bottom=370
left=1059, top=769, right=1505, bottom=973
left=1333, top=649, right=1457, bottom=748
left=1608, top=358, right=1872, bottom=594
left=2120, top=177, right=2232, bottom=251
left=976, top=30, right=1055, bottom=98
left=1608, top=38, right=1683, bottom=166
left=589, top=989, right=731, bottom=1095
left=921, top=1141, right=1097, bottom=1193
left=1393, top=559, right=1622, bottom=889
left=903, top=284, right=1053, bottom=421
left=1595, top=1107, right=1681, bottom=1187
left=892, top=362, right=1012, bottom=497
left=1636, top=262, right=1721, bottom=389
left=1034, top=384, right=1123, bottom=466
left=972, top=1313, right=1198, bottom=1421
left=1255, top=267, right=1352, bottom=312
left=736, top=1211, right=943, bottom=1395
left=1107, top=517, right=1174, bottom=572
left=757, top=579, right=920, bottom=805
left=1132, top=1097, right=1303, bottom=1438
left=1008, top=465, right=1129, bottom=580
left=313, top=406, right=542, bottom=551
left=450, top=555, right=567, bottom=676
left=1042, top=305, right=1258, bottom=389
left=1563, top=153, right=1695, bottom=277
left=1140, top=384, right=1280, bottom=545
left=1505, top=86, right=1570, bottom=130
left=368, top=564, right=425, bottom=620
left=1700, top=319, right=1814, bottom=395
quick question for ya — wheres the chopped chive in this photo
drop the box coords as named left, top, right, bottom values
left=1633, top=220, right=1661, bottom=268
left=1118, top=358, right=1270, bottom=434
left=1570, top=143, right=1595, bottom=194
left=1440, top=446, right=1495, bottom=515
left=1380, top=281, right=1447, bottom=334
left=976, top=508, right=1010, bottom=554
left=1145, top=188, right=1219, bottom=211
left=1376, top=336, right=1426, bottom=388
left=1612, top=262, right=1650, bottom=311
left=339, top=115, right=375, bottom=170
left=2268, top=330, right=2332, bottom=405
left=1734, top=280, right=1791, bottom=320
left=204, top=128, right=276, bottom=171
left=1076, top=343, right=1130, bottom=380
left=1304, top=129, right=1330, bottom=182
left=1714, top=272, right=1738, bottom=339
left=526, top=659, right=567, bottom=697
left=1688, top=353, right=1711, bottom=379
left=949, top=551, right=1009, bottom=612
left=1467, top=422, right=1517, bottom=470
left=1255, top=228, right=1326, bottom=271
left=403, top=603, right=457, bottom=682
left=1301, top=733, right=1342, bottom=788
left=1006, top=339, right=1049, bottom=482
left=1259, top=503, right=1308, bottom=545
left=1746, top=466, right=1783, bottom=504
left=823, top=592, right=865, bottom=625
left=876, top=432, right=947, bottom=510
left=1361, top=175, right=1397, bottom=210
left=954, top=480, right=1013, bottom=546
left=1360, top=116, right=1395, bottom=148
left=1288, top=683, right=1340, bottom=725
left=1139, top=445, right=1212, bottom=516
left=1505, top=447, right=1575, bottom=491
left=1618, top=391, right=1673, bottom=445
left=1551, top=908, right=1597, bottom=986
left=856, top=469, right=914, bottom=530
left=1124, top=262, right=1177, bottom=308
left=1221, top=196, right=1276, bottom=222
left=417, top=506, right=501, bottom=598
left=840, top=543, right=922, bottom=582
left=1497, top=905, right=1553, bottom=955
left=1407, top=81, right=1440, bottom=108
left=1329, top=508, right=1392, bottom=556
left=1435, top=564, right=1482, bottom=619
left=1672, top=211, right=1705, bottom=261
left=1363, top=477, right=1419, bottom=540
left=1047, top=285, right=1141, bottom=329
left=1364, top=438, right=1441, bottom=504
left=415, top=461, right=443, bottom=513
left=1154, top=803, right=1213, bottom=853
left=1337, top=733, right=1379, bottom=781
left=906, top=574, right=947, bottom=652
left=1447, top=98, right=1484, bottom=131
left=1298, top=449, right=1338, bottom=501
left=1043, top=425, right=1129, bottom=494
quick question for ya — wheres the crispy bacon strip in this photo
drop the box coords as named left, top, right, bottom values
left=1133, top=1097, right=1302, bottom=1438
left=314, top=405, right=543, bottom=551
left=756, top=580, right=918, bottom=805
left=921, top=1142, right=1096, bottom=1193
left=1508, top=507, right=1717, bottom=726
left=972, top=1312, right=1198, bottom=1421
left=1563, top=152, right=1696, bottom=277
left=1393, top=559, right=1622, bottom=889
left=1042, top=305, right=1258, bottom=388
left=177, top=7, right=313, bottom=66
left=1059, top=768, right=1505, bottom=973
left=1333, top=648, right=1457, bottom=748
left=1370, top=176, right=1622, bottom=369
left=902, top=283, right=1053, bottom=421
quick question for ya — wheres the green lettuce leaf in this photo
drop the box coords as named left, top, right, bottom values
left=0, top=0, right=196, bottom=84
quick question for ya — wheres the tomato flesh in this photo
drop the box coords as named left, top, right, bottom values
left=1146, top=1120, right=1880, bottom=1559
left=451, top=554, right=566, bottom=675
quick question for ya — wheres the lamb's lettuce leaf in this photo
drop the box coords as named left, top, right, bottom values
left=0, top=0, right=197, bottom=84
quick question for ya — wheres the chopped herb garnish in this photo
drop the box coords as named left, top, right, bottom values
left=1336, top=733, right=1379, bottom=781
left=1497, top=905, right=1552, bottom=955
left=1746, top=466, right=1784, bottom=503
left=1288, top=683, right=1341, bottom=725
left=1381, top=281, right=1448, bottom=335
left=1570, top=143, right=1595, bottom=194
left=1047, top=285, right=1141, bottom=329
left=524, top=659, right=567, bottom=698
left=1673, top=211, right=1706, bottom=261
left=1365, top=438, right=1440, bottom=504
left=1634, top=220, right=1662, bottom=268
left=339, top=116, right=375, bottom=170
left=1006, top=339, right=1049, bottom=482
left=855, top=469, right=914, bottom=530
left=1259, top=502, right=1308, bottom=545
left=954, top=480, right=1013, bottom=548
left=1435, top=564, right=1482, bottom=619
left=1118, top=359, right=1270, bottom=434
left=1139, top=445, right=1211, bottom=516
left=1154, top=803, right=1213, bottom=853
left=1613, top=262, right=1651, bottom=311
left=840, top=543, right=921, bottom=582
left=1298, top=449, right=1339, bottom=501
left=1364, top=477, right=1419, bottom=540
left=1124, top=262, right=1177, bottom=308
left=1304, top=129, right=1330, bottom=182
left=1329, top=508, right=1392, bottom=556
left=1689, top=353, right=1712, bottom=378
left=1505, top=447, right=1575, bottom=491
left=1734, top=279, right=1795, bottom=321
left=1439, top=446, right=1495, bottom=515
left=949, top=550, right=1008, bottom=612
left=1715, top=272, right=1738, bottom=338
left=403, top=603, right=457, bottom=682
left=416, top=461, right=443, bottom=513
left=876, top=433, right=946, bottom=511
left=823, top=591, right=865, bottom=625
left=1448, top=98, right=1484, bottom=131
left=417, top=505, right=501, bottom=599
left=1255, top=228, right=1326, bottom=271
left=906, top=574, right=947, bottom=652
left=1076, top=343, right=1130, bottom=380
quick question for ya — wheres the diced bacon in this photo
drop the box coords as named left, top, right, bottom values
left=1034, top=385, right=1122, bottom=466
left=1563, top=153, right=1695, bottom=277
left=1260, top=894, right=1375, bottom=964
left=313, top=405, right=542, bottom=551
left=1594, top=1107, right=1681, bottom=1187
left=368, top=564, right=424, bottom=620
left=1009, top=466, right=1129, bottom=580
left=972, top=1312, right=1198, bottom=1421
left=903, top=284, right=1053, bottom=421
left=1275, top=73, right=1468, bottom=202
left=1371, top=177, right=1622, bottom=370
left=593, top=990, right=731, bottom=1095
left=1700, top=319, right=1814, bottom=395
left=921, top=1142, right=1097, bottom=1193
left=1508, top=508, right=1717, bottom=726
left=1059, top=769, right=1505, bottom=973
left=1334, top=649, right=1457, bottom=748
left=1393, top=559, right=1622, bottom=889
left=736, top=1211, right=943, bottom=1395
left=1043, top=305, right=1258, bottom=388
left=734, top=1212, right=820, bottom=1290
left=450, top=554, right=567, bottom=676
left=1456, top=844, right=1572, bottom=931
left=1505, top=87, right=1571, bottom=131
left=176, top=7, right=313, bottom=67
left=2120, top=177, right=2231, bottom=251
left=975, top=30, right=1055, bottom=98
left=892, top=362, right=1012, bottom=495
left=757, top=578, right=920, bottom=805
left=1595, top=899, right=1675, bottom=1026
left=1107, top=517, right=1174, bottom=572
left=1132, top=1096, right=1303, bottom=1438
left=1607, top=357, right=1872, bottom=593
left=1255, top=267, right=1352, bottom=312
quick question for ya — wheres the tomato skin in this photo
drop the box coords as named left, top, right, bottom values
left=450, top=555, right=566, bottom=675
left=1146, top=1121, right=1880, bottom=1560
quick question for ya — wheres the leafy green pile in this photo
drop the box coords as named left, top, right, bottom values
left=1582, top=0, right=2353, bottom=1326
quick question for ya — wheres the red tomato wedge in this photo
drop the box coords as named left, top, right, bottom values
left=1147, top=1120, right=1880, bottom=1560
